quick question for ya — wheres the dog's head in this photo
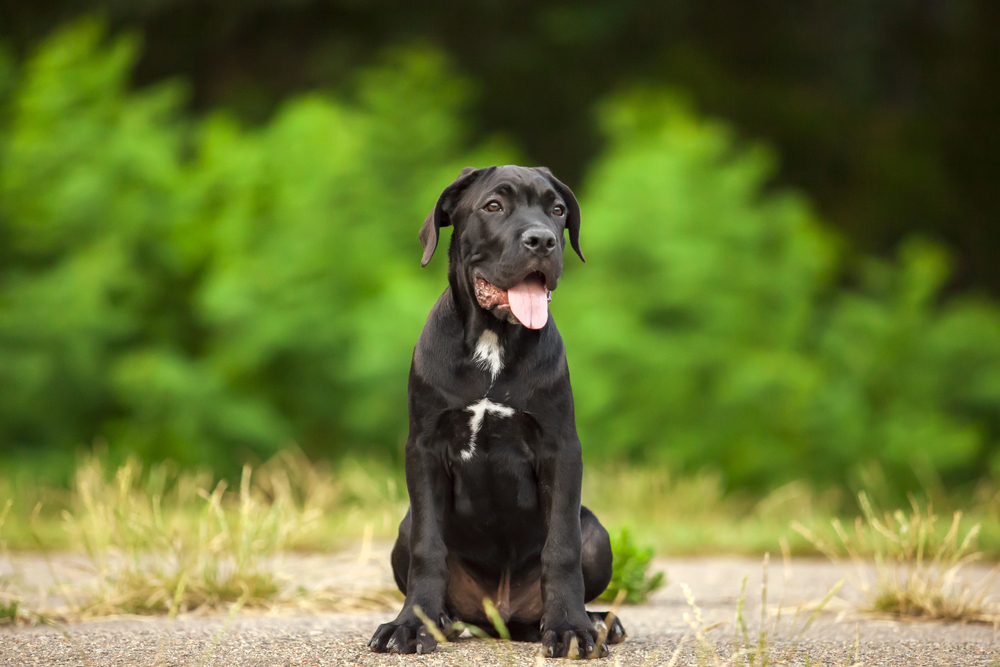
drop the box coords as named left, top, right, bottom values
left=419, top=165, right=583, bottom=330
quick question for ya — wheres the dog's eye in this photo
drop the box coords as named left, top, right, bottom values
left=484, top=201, right=502, bottom=212
left=552, top=204, right=565, bottom=216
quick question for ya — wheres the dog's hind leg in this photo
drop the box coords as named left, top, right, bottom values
left=390, top=510, right=411, bottom=595
left=587, top=610, right=627, bottom=645
left=580, top=506, right=627, bottom=645
left=580, top=505, right=613, bottom=601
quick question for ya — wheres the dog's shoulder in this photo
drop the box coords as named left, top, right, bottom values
left=411, top=289, right=471, bottom=393
left=414, top=288, right=461, bottom=357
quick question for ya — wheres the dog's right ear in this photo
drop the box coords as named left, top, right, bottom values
left=419, top=166, right=486, bottom=267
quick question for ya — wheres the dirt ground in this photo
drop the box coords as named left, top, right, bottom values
left=2, top=547, right=998, bottom=666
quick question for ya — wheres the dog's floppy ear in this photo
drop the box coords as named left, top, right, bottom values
left=535, top=167, right=585, bottom=262
left=419, top=166, right=485, bottom=267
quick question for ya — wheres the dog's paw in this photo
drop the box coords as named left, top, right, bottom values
left=540, top=617, right=602, bottom=659
left=368, top=612, right=451, bottom=654
left=588, top=611, right=627, bottom=645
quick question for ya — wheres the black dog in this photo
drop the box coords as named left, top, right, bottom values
left=368, top=165, right=626, bottom=659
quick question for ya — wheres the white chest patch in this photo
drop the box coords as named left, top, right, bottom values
left=472, top=330, right=504, bottom=381
left=462, top=398, right=515, bottom=461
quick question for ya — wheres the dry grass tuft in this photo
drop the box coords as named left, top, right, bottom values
left=0, top=451, right=403, bottom=622
left=794, top=491, right=1000, bottom=625
left=678, top=553, right=855, bottom=667
left=63, top=459, right=302, bottom=615
left=59, top=456, right=323, bottom=617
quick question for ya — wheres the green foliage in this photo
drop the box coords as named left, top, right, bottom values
left=563, top=90, right=1000, bottom=491
left=600, top=527, right=665, bottom=604
left=562, top=90, right=836, bottom=485
left=0, top=20, right=516, bottom=471
left=2, top=20, right=1000, bottom=497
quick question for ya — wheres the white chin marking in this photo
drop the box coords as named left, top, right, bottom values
left=461, top=398, right=515, bottom=461
left=473, top=330, right=504, bottom=381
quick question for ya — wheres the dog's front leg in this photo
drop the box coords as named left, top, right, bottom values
left=538, top=446, right=604, bottom=659
left=369, top=440, right=451, bottom=654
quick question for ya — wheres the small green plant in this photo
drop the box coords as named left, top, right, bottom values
left=0, top=574, right=23, bottom=625
left=600, top=527, right=666, bottom=604
left=794, top=491, right=1000, bottom=624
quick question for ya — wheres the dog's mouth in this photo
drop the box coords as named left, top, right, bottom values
left=475, top=271, right=552, bottom=330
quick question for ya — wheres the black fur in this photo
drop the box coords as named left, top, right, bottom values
left=368, top=166, right=625, bottom=659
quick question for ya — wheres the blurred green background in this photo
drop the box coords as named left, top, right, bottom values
left=1, top=3, right=999, bottom=504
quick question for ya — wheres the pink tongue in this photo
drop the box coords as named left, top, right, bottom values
left=507, top=275, right=549, bottom=329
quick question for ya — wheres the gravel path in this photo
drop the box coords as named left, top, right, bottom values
left=2, top=550, right=998, bottom=666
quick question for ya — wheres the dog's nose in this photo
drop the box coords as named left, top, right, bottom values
left=521, top=228, right=558, bottom=257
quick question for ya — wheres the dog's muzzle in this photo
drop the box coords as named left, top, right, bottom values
left=475, top=274, right=552, bottom=329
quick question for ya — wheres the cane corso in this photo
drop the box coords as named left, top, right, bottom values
left=368, top=165, right=626, bottom=659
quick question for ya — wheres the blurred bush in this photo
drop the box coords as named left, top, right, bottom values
left=0, top=20, right=515, bottom=473
left=2, top=20, right=1000, bottom=494
left=562, top=91, right=1000, bottom=491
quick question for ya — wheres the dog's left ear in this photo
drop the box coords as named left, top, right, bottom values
left=419, top=166, right=488, bottom=267
left=534, top=167, right=585, bottom=262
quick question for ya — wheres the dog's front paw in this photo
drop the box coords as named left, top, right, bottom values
left=368, top=611, right=451, bottom=654
left=540, top=616, right=603, bottom=659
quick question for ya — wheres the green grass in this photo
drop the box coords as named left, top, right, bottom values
left=0, top=450, right=408, bottom=553
left=584, top=467, right=1000, bottom=559
left=6, top=453, right=1000, bottom=559
left=2, top=450, right=1000, bottom=629
left=583, top=469, right=841, bottom=557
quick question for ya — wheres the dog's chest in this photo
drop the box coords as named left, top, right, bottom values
left=450, top=330, right=532, bottom=460
left=446, top=402, right=540, bottom=517
left=438, top=330, right=541, bottom=516
left=439, top=395, right=531, bottom=464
